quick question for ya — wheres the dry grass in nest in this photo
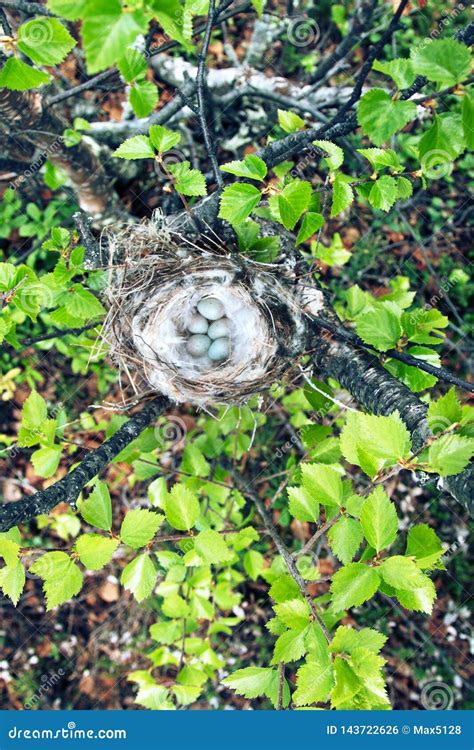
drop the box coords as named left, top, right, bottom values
left=98, top=216, right=321, bottom=406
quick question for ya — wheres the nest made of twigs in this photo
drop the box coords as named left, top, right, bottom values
left=99, top=216, right=320, bottom=406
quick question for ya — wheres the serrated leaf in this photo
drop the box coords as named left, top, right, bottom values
left=0, top=58, right=51, bottom=91
left=357, top=148, right=403, bottom=173
left=120, top=509, right=163, bottom=549
left=278, top=109, right=305, bottom=133
left=113, top=135, right=155, bottom=160
left=357, top=89, right=416, bottom=146
left=368, top=175, right=398, bottom=212
left=373, top=58, right=416, bottom=89
left=80, top=481, right=112, bottom=530
left=274, top=598, right=310, bottom=630
left=330, top=563, right=380, bottom=611
left=330, top=656, right=363, bottom=708
left=31, top=446, right=61, bottom=478
left=22, top=389, right=47, bottom=428
left=130, top=80, right=159, bottom=118
left=30, top=551, right=83, bottom=609
left=329, top=625, right=387, bottom=655
left=164, top=484, right=199, bottom=530
left=287, top=486, right=319, bottom=523
left=220, top=154, right=267, bottom=181
left=18, top=17, right=76, bottom=66
left=301, top=463, right=344, bottom=507
left=360, top=486, right=398, bottom=552
left=75, top=534, right=119, bottom=570
left=162, top=592, right=189, bottom=618
left=149, top=124, right=181, bottom=152
left=293, top=659, right=334, bottom=706
left=385, top=345, right=439, bottom=392
left=328, top=516, right=364, bottom=565
left=271, top=627, right=308, bottom=664
left=296, top=212, right=324, bottom=244
left=218, top=183, right=261, bottom=226
left=194, top=529, right=233, bottom=565
left=395, top=577, right=436, bottom=614
left=406, top=524, right=443, bottom=569
left=120, top=554, right=157, bottom=602
left=340, top=411, right=411, bottom=478
left=63, top=284, right=105, bottom=320
left=269, top=575, right=300, bottom=603
left=243, top=549, right=264, bottom=580
left=462, top=93, right=474, bottom=150
left=313, top=140, right=344, bottom=171
left=397, top=176, right=413, bottom=199
left=222, top=666, right=288, bottom=708
left=427, top=388, right=462, bottom=432
left=411, top=39, right=471, bottom=88
left=81, top=0, right=148, bottom=74
left=118, top=47, right=147, bottom=82
left=0, top=560, right=26, bottom=605
left=0, top=537, right=20, bottom=567
left=278, top=179, right=312, bottom=230
left=169, top=161, right=207, bottom=196
left=330, top=173, right=354, bottom=217
left=427, top=434, right=474, bottom=476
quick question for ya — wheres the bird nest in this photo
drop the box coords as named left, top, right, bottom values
left=100, top=218, right=318, bottom=406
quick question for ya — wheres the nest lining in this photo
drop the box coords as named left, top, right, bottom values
left=100, top=218, right=319, bottom=406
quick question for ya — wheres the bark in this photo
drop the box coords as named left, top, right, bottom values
left=0, top=88, right=118, bottom=217
left=0, top=396, right=170, bottom=533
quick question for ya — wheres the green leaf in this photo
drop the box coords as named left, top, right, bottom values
left=330, top=173, right=354, bottom=217
left=278, top=109, right=305, bottom=133
left=368, top=175, right=398, bottom=212
left=357, top=148, right=403, bottom=173
left=0, top=537, right=20, bottom=567
left=47, top=0, right=88, bottom=20
left=169, top=161, right=207, bottom=196
left=30, top=551, right=83, bottom=609
left=329, top=625, right=387, bottom=655
left=301, top=463, right=344, bottom=507
left=120, top=509, right=163, bottom=549
left=194, top=529, right=233, bottom=564
left=218, top=183, right=262, bottom=226
left=243, top=549, right=265, bottom=580
left=18, top=17, right=76, bottom=65
left=406, top=524, right=443, bottom=570
left=222, top=667, right=287, bottom=709
left=118, top=47, right=147, bottom=82
left=0, top=560, right=26, bottom=605
left=164, top=484, right=199, bottom=530
left=31, top=446, right=61, bottom=478
left=402, top=307, right=449, bottom=345
left=385, top=345, right=439, bottom=392
left=81, top=0, right=148, bottom=74
left=274, top=598, right=310, bottom=630
left=330, top=563, right=380, bottom=611
left=427, top=434, right=474, bottom=477
left=130, top=80, right=159, bottom=118
left=220, top=154, right=267, bottom=181
left=330, top=656, right=362, bottom=708
left=372, top=58, right=416, bottom=89
left=340, top=411, right=411, bottom=479
left=411, top=39, right=471, bottom=89
left=75, top=534, right=119, bottom=570
left=287, top=486, right=319, bottom=523
left=316, top=231, right=351, bottom=267
left=271, top=627, right=307, bottom=664
left=63, top=284, right=105, bottom=320
left=462, top=92, right=474, bottom=150
left=380, top=555, right=435, bottom=613
left=296, top=212, right=324, bottom=244
left=278, top=179, right=312, bottom=230
left=0, top=58, right=51, bottom=91
left=162, top=592, right=189, bottom=618
left=313, top=140, right=344, bottom=171
left=79, top=481, right=112, bottom=530
left=113, top=135, right=155, bottom=160
left=355, top=301, right=402, bottom=351
left=328, top=516, right=364, bottom=565
left=293, top=659, right=334, bottom=706
left=269, top=575, right=301, bottom=603
left=397, top=176, right=413, bottom=199
left=360, top=486, right=398, bottom=552
left=120, top=554, right=157, bottom=602
left=149, top=124, right=181, bottom=152
left=22, top=389, right=47, bottom=428
left=395, top=577, right=436, bottom=614
left=357, top=89, right=416, bottom=146
left=427, top=388, right=462, bottom=433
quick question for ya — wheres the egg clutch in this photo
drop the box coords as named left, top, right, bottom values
left=186, top=297, right=232, bottom=363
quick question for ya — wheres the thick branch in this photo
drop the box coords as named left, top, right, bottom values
left=0, top=396, right=170, bottom=533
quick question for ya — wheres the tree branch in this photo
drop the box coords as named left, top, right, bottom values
left=0, top=396, right=170, bottom=533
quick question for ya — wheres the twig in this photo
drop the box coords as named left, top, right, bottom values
left=0, top=396, right=170, bottom=533
left=277, top=662, right=285, bottom=710
left=232, top=472, right=330, bottom=642
left=294, top=513, right=342, bottom=558
left=73, top=211, right=102, bottom=270
left=0, top=322, right=99, bottom=353
left=196, top=0, right=223, bottom=190
left=309, top=314, right=474, bottom=394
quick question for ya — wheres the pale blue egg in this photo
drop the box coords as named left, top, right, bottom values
left=208, top=337, right=231, bottom=361
left=197, top=297, right=225, bottom=321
